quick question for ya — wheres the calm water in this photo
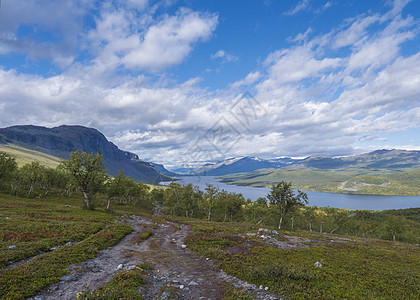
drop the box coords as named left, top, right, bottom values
left=161, top=176, right=420, bottom=211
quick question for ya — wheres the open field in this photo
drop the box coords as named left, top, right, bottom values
left=0, top=144, right=62, bottom=168
left=184, top=219, right=420, bottom=299
left=219, top=168, right=420, bottom=195
left=0, top=194, right=133, bottom=299
left=1, top=192, right=419, bottom=299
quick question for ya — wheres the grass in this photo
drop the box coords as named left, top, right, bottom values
left=219, top=168, right=420, bottom=195
left=0, top=144, right=62, bottom=168
left=1, top=192, right=419, bottom=299
left=0, top=194, right=115, bottom=267
left=184, top=220, right=420, bottom=299
left=0, top=222, right=132, bottom=299
left=0, top=193, right=133, bottom=299
left=76, top=265, right=148, bottom=299
left=222, top=283, right=254, bottom=300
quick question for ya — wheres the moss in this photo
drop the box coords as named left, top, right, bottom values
left=186, top=220, right=420, bottom=299
left=77, top=267, right=144, bottom=299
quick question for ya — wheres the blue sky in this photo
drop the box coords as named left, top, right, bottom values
left=0, top=0, right=419, bottom=167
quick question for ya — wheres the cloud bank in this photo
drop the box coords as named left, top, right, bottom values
left=0, top=0, right=419, bottom=167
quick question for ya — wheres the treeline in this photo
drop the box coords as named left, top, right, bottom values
left=1, top=151, right=418, bottom=244
left=0, top=151, right=150, bottom=209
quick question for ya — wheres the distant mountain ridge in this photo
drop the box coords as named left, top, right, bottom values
left=0, top=125, right=172, bottom=184
left=198, top=156, right=295, bottom=176
left=197, top=150, right=420, bottom=176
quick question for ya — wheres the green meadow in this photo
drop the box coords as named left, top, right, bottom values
left=219, top=168, right=420, bottom=195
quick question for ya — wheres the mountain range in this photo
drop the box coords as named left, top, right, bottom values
left=196, top=150, right=420, bottom=176
left=1, top=124, right=419, bottom=186
left=0, top=125, right=172, bottom=184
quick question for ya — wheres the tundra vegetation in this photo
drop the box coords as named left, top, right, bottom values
left=0, top=150, right=419, bottom=299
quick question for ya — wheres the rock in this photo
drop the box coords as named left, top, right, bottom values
left=181, top=244, right=187, bottom=248
left=33, top=296, right=45, bottom=300
left=265, top=287, right=269, bottom=290
left=259, top=285, right=263, bottom=289
left=61, top=275, right=77, bottom=281
left=271, top=230, right=278, bottom=235
left=125, top=265, right=136, bottom=271
left=206, top=258, right=209, bottom=261
left=117, top=264, right=124, bottom=270
left=314, top=261, right=322, bottom=267
left=246, top=232, right=257, bottom=236
left=8, top=245, right=16, bottom=249
left=179, top=285, right=185, bottom=289
left=189, top=280, right=199, bottom=286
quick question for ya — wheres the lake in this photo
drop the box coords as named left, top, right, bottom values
left=161, top=176, right=420, bottom=211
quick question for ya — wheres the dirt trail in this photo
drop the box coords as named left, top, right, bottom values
left=31, top=216, right=281, bottom=300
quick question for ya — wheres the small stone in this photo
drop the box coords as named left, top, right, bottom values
left=188, top=281, right=199, bottom=286
left=8, top=245, right=16, bottom=249
left=179, top=285, right=185, bottom=289
left=206, top=258, right=209, bottom=261
left=265, top=287, right=269, bottom=291
left=181, top=244, right=187, bottom=248
left=117, top=264, right=124, bottom=270
left=33, top=296, right=45, bottom=300
left=314, top=261, right=322, bottom=267
left=259, top=285, right=263, bottom=289
left=61, top=275, right=77, bottom=281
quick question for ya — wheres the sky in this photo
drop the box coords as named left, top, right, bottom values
left=0, top=0, right=419, bottom=169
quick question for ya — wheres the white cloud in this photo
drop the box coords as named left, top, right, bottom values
left=230, top=71, right=261, bottom=88
left=0, top=0, right=89, bottom=68
left=262, top=45, right=342, bottom=86
left=284, top=0, right=311, bottom=16
left=122, top=9, right=218, bottom=72
left=0, top=0, right=419, bottom=166
left=211, top=50, right=238, bottom=62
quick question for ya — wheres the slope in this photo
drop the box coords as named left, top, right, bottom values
left=0, top=125, right=171, bottom=184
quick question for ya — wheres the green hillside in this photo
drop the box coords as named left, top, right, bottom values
left=0, top=144, right=62, bottom=168
left=219, top=168, right=420, bottom=196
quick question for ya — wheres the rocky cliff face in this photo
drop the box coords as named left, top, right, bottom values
left=0, top=125, right=171, bottom=184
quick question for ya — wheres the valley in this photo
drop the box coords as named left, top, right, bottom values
left=0, top=124, right=419, bottom=299
left=219, top=168, right=420, bottom=196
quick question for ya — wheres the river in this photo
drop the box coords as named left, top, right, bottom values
left=161, top=176, right=420, bottom=211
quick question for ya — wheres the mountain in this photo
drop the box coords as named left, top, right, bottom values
left=149, top=162, right=178, bottom=177
left=194, top=150, right=420, bottom=176
left=290, top=149, right=420, bottom=171
left=0, top=125, right=171, bottom=184
left=197, top=156, right=295, bottom=176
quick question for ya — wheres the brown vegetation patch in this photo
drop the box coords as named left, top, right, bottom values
left=223, top=239, right=264, bottom=256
